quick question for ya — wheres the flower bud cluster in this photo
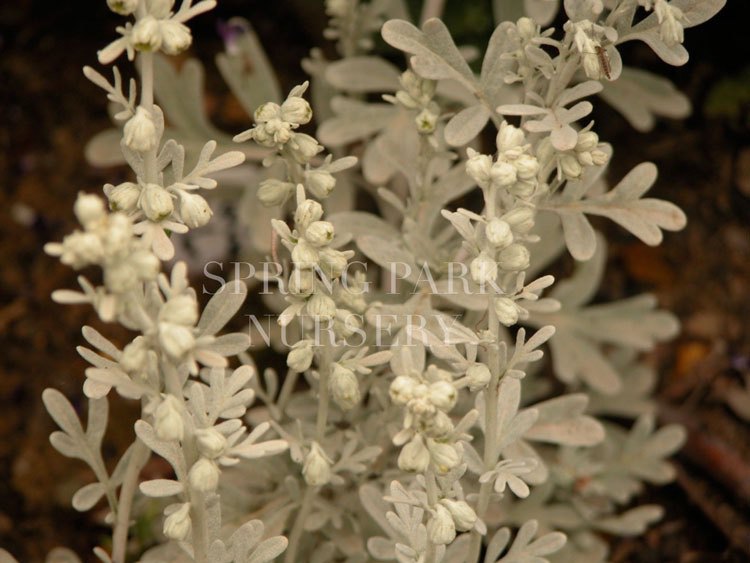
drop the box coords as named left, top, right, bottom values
left=391, top=365, right=462, bottom=475
left=157, top=293, right=199, bottom=360
left=45, top=194, right=160, bottom=299
left=106, top=177, right=213, bottom=229
left=426, top=498, right=479, bottom=544
left=538, top=126, right=609, bottom=181
left=234, top=83, right=323, bottom=166
left=392, top=71, right=439, bottom=135
left=466, top=122, right=540, bottom=200
left=100, top=0, right=202, bottom=64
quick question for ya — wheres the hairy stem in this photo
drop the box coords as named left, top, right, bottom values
left=466, top=186, right=503, bottom=563
left=284, top=485, right=316, bottom=563
left=315, top=339, right=333, bottom=441
left=111, top=439, right=150, bottom=563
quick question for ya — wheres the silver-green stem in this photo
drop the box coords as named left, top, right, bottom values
left=285, top=338, right=334, bottom=563
left=284, top=485, right=317, bottom=563
left=466, top=186, right=503, bottom=563
left=109, top=46, right=159, bottom=562
left=111, top=439, right=150, bottom=563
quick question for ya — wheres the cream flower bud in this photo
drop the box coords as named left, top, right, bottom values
left=154, top=395, right=184, bottom=442
left=510, top=180, right=536, bottom=199
left=577, top=150, right=594, bottom=167
left=294, top=199, right=323, bottom=229
left=160, top=20, right=192, bottom=55
left=281, top=96, right=312, bottom=125
left=421, top=410, right=454, bottom=439
left=415, top=108, right=438, bottom=134
left=73, top=195, right=106, bottom=230
left=485, top=218, right=513, bottom=248
left=159, top=323, right=195, bottom=358
left=440, top=499, right=477, bottom=532
left=514, top=154, right=539, bottom=180
left=491, top=160, right=517, bottom=188
left=428, top=381, right=457, bottom=412
left=121, top=336, right=149, bottom=374
left=188, top=458, right=220, bottom=492
left=266, top=118, right=293, bottom=144
left=160, top=294, right=198, bottom=326
left=288, top=268, right=315, bottom=296
left=305, top=169, right=336, bottom=199
left=466, top=364, right=491, bottom=391
left=108, top=182, right=140, bottom=212
left=576, top=131, right=599, bottom=152
left=494, top=297, right=520, bottom=327
left=470, top=252, right=498, bottom=285
left=254, top=102, right=281, bottom=123
left=292, top=241, right=319, bottom=270
left=501, top=207, right=535, bottom=233
left=334, top=309, right=362, bottom=339
left=305, top=221, right=334, bottom=247
left=498, top=243, right=530, bottom=271
left=330, top=363, right=360, bottom=410
left=303, top=442, right=332, bottom=486
left=287, top=339, right=314, bottom=372
left=398, top=435, right=430, bottom=473
left=516, top=17, right=536, bottom=41
left=132, top=15, right=162, bottom=52
left=591, top=149, right=609, bottom=166
left=195, top=428, right=227, bottom=459
left=560, top=154, right=583, bottom=179
left=427, top=505, right=457, bottom=545
left=163, top=503, right=191, bottom=540
left=497, top=122, right=525, bottom=152
left=179, top=192, right=212, bottom=229
left=306, top=293, right=336, bottom=320
left=390, top=376, right=417, bottom=405
left=123, top=106, right=158, bottom=152
left=141, top=183, right=173, bottom=221
left=318, top=248, right=348, bottom=279
left=465, top=150, right=493, bottom=186
left=107, top=0, right=138, bottom=15
left=258, top=179, right=293, bottom=206
left=289, top=133, right=323, bottom=164
left=428, top=440, right=461, bottom=474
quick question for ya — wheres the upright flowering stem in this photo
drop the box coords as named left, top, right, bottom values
left=466, top=186, right=503, bottom=563
left=109, top=46, right=159, bottom=563
left=139, top=51, right=158, bottom=183
left=285, top=338, right=334, bottom=563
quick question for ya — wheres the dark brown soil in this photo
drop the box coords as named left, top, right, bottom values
left=2, top=0, right=750, bottom=561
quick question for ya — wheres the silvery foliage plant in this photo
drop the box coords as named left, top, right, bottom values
left=3, top=0, right=726, bottom=562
